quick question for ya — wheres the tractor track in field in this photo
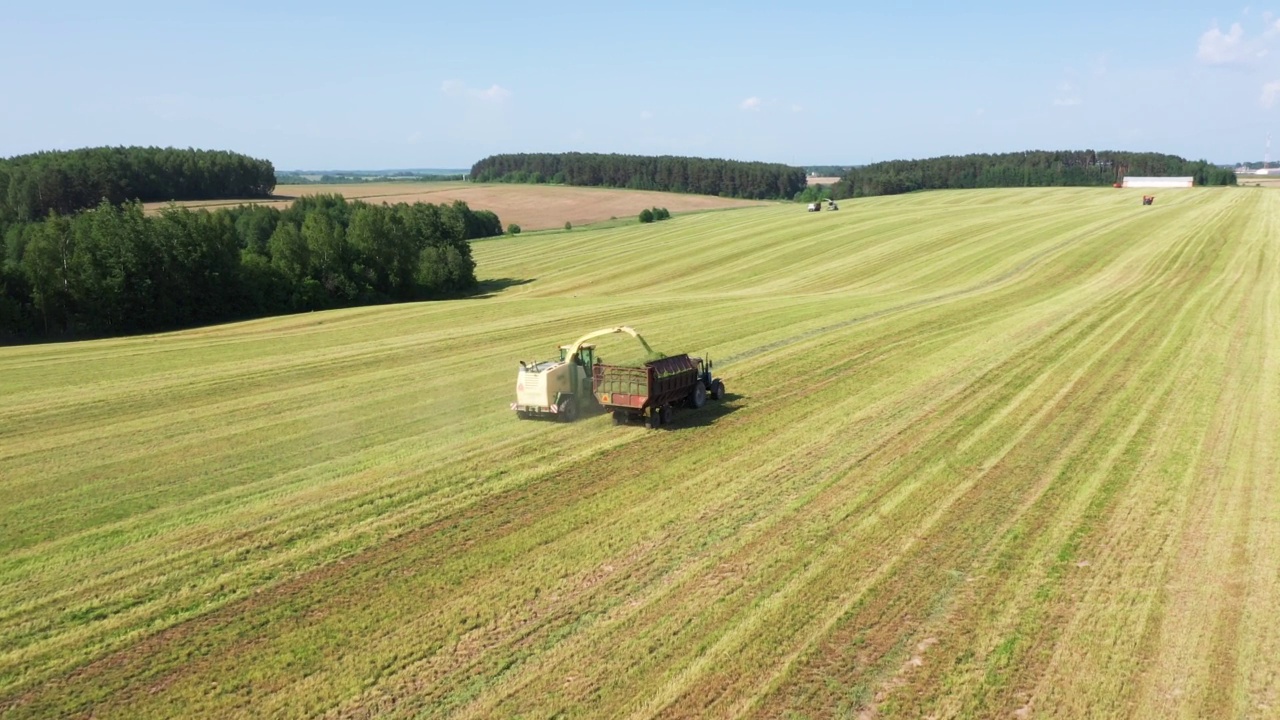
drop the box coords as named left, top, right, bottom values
left=0, top=431, right=673, bottom=716
left=715, top=222, right=1230, bottom=716
left=716, top=202, right=1194, bottom=370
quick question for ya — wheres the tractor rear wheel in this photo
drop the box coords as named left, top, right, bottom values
left=691, top=381, right=707, bottom=409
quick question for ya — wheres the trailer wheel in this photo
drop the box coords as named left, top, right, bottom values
left=612, top=411, right=625, bottom=425
left=517, top=410, right=530, bottom=420
left=711, top=380, right=725, bottom=401
left=647, top=409, right=663, bottom=429
left=691, top=381, right=707, bottom=409
left=660, top=405, right=672, bottom=425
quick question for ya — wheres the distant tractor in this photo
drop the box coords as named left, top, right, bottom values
left=1142, top=195, right=1155, bottom=205
left=807, top=202, right=821, bottom=212
left=512, top=326, right=660, bottom=422
left=827, top=199, right=839, bottom=211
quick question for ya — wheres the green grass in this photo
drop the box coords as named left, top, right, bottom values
left=2, top=187, right=1278, bottom=719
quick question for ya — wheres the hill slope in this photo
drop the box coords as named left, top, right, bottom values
left=2, top=187, right=1277, bottom=718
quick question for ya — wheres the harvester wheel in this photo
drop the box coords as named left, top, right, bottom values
left=711, top=380, right=725, bottom=401
left=561, top=400, right=578, bottom=423
left=647, top=409, right=663, bottom=429
left=691, top=381, right=707, bottom=409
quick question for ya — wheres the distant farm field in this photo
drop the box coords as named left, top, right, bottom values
left=144, top=182, right=772, bottom=230
left=3, top=187, right=1279, bottom=718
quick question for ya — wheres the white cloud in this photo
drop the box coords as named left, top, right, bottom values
left=1053, top=81, right=1081, bottom=107
left=790, top=104, right=803, bottom=113
left=1197, top=22, right=1270, bottom=65
left=1091, top=53, right=1109, bottom=77
left=640, top=110, right=654, bottom=120
left=474, top=84, right=512, bottom=102
left=739, top=96, right=762, bottom=111
left=441, top=79, right=511, bottom=103
left=1260, top=80, right=1280, bottom=107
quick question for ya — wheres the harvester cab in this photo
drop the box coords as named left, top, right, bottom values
left=559, top=343, right=597, bottom=368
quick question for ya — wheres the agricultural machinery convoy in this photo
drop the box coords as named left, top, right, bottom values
left=511, top=326, right=725, bottom=429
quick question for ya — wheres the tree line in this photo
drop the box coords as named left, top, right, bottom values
left=830, top=150, right=1237, bottom=199
left=0, top=146, right=276, bottom=227
left=470, top=152, right=807, bottom=200
left=1, top=195, right=499, bottom=341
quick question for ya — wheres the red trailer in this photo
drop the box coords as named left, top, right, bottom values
left=592, top=354, right=725, bottom=429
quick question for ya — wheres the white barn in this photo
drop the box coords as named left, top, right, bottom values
left=1122, top=176, right=1194, bottom=188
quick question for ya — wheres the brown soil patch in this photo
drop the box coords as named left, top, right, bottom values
left=143, top=183, right=772, bottom=231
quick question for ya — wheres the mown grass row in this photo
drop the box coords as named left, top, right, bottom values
left=1, top=187, right=1277, bottom=718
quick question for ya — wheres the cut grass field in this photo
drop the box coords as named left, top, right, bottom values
left=3, top=186, right=1279, bottom=718
left=143, top=182, right=771, bottom=231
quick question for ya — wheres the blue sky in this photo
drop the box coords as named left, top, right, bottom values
left=2, top=1, right=1278, bottom=168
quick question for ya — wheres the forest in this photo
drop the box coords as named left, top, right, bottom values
left=0, top=196, right=500, bottom=341
left=470, top=152, right=807, bottom=200
left=0, top=146, right=277, bottom=226
left=830, top=150, right=1237, bottom=198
